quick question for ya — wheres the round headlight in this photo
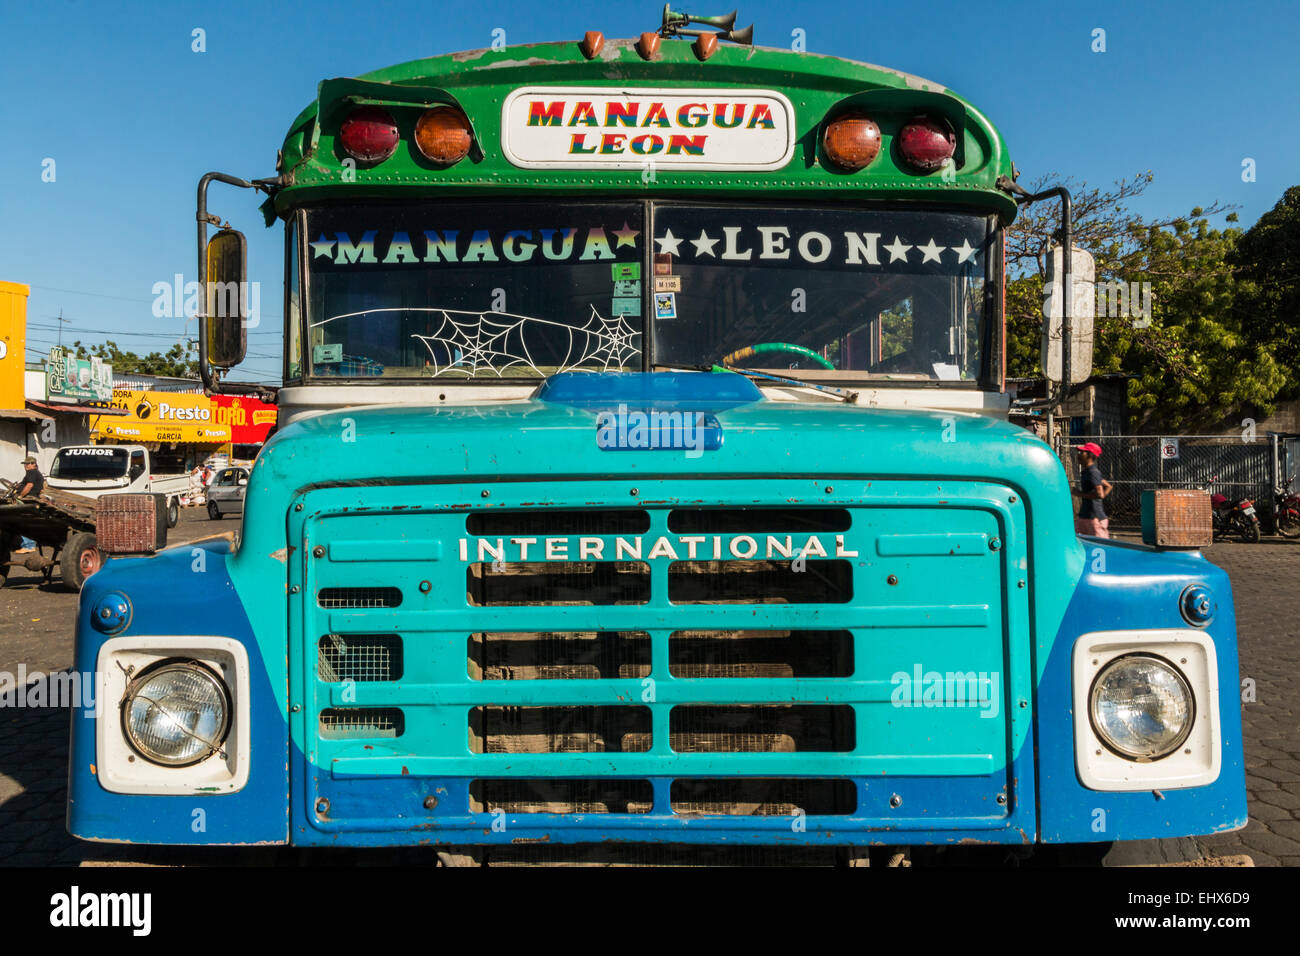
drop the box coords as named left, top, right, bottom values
left=1089, top=654, right=1194, bottom=760
left=122, top=661, right=231, bottom=767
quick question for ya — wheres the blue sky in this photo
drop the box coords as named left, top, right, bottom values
left=1, top=0, right=1295, bottom=384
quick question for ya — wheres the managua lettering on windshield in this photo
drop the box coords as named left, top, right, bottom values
left=308, top=222, right=982, bottom=271
left=308, top=223, right=640, bottom=267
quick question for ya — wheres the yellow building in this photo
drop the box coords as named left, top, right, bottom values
left=0, top=282, right=49, bottom=474
left=0, top=281, right=30, bottom=412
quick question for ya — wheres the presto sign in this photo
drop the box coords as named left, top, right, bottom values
left=501, top=87, right=796, bottom=171
left=95, top=390, right=232, bottom=443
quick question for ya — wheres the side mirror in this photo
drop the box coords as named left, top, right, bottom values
left=1041, top=244, right=1095, bottom=387
left=238, top=477, right=248, bottom=486
left=205, top=228, right=248, bottom=369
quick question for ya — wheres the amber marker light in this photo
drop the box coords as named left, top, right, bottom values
left=693, top=33, right=719, bottom=60
left=414, top=105, right=473, bottom=166
left=821, top=112, right=882, bottom=172
left=579, top=31, right=605, bottom=59
left=637, top=32, right=661, bottom=59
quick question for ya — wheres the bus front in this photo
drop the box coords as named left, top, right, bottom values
left=68, top=26, right=1246, bottom=856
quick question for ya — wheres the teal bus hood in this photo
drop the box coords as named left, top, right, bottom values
left=255, top=393, right=1073, bottom=498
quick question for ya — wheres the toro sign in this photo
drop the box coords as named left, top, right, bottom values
left=501, top=87, right=796, bottom=171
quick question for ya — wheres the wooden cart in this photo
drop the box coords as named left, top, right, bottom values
left=0, top=479, right=103, bottom=590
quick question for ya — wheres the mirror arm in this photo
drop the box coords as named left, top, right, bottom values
left=251, top=175, right=289, bottom=195
left=197, top=173, right=256, bottom=395
left=1015, top=185, right=1074, bottom=413
left=196, top=172, right=286, bottom=399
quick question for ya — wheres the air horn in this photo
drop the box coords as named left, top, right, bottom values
left=660, top=5, right=755, bottom=46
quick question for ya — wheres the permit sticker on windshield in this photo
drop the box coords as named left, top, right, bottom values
left=612, top=297, right=641, bottom=317
left=313, top=344, right=343, bottom=364
left=654, top=292, right=678, bottom=320
left=613, top=279, right=641, bottom=297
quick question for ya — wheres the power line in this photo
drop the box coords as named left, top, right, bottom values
left=29, top=284, right=154, bottom=304
left=34, top=316, right=281, bottom=335
left=29, top=284, right=285, bottom=322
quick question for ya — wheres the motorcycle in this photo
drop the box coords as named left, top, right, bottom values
left=1203, top=475, right=1261, bottom=543
left=1274, top=473, right=1300, bottom=538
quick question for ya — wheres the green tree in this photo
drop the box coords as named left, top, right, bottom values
left=1232, top=185, right=1300, bottom=397
left=70, top=340, right=199, bottom=378
left=1005, top=173, right=1286, bottom=431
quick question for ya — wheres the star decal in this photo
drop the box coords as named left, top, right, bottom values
left=917, top=238, right=946, bottom=264
left=612, top=221, right=641, bottom=249
left=884, top=235, right=912, bottom=263
left=690, top=229, right=719, bottom=258
left=309, top=234, right=336, bottom=259
left=953, top=238, right=977, bottom=263
left=655, top=228, right=683, bottom=256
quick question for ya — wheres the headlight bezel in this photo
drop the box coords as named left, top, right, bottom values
left=120, top=657, right=233, bottom=768
left=1072, top=629, right=1221, bottom=792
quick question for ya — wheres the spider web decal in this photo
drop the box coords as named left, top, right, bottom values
left=408, top=306, right=642, bottom=377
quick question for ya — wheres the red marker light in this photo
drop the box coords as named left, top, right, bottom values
left=339, top=106, right=399, bottom=164
left=898, top=116, right=956, bottom=173
left=821, top=112, right=881, bottom=172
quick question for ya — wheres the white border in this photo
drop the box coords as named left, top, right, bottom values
left=1072, top=629, right=1221, bottom=791
left=95, top=636, right=251, bottom=795
left=499, top=86, right=797, bottom=171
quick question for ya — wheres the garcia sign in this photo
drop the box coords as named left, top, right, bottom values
left=500, top=87, right=796, bottom=171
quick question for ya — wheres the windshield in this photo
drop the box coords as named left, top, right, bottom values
left=301, top=202, right=995, bottom=383
left=51, top=447, right=128, bottom=480
left=305, top=202, right=644, bottom=379
left=652, top=206, right=994, bottom=381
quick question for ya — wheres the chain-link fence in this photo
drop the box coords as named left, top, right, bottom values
left=1058, top=435, right=1292, bottom=532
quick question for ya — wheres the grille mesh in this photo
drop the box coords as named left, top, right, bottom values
left=669, top=629, right=854, bottom=678
left=469, top=779, right=654, bottom=814
left=670, top=705, right=856, bottom=753
left=469, top=706, right=652, bottom=754
left=467, top=562, right=649, bottom=606
left=671, top=778, right=858, bottom=816
left=317, top=587, right=402, bottom=609
left=468, top=631, right=651, bottom=680
left=318, top=634, right=403, bottom=682
left=319, top=707, right=404, bottom=739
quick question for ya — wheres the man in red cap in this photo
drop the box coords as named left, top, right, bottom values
left=1074, top=442, right=1112, bottom=538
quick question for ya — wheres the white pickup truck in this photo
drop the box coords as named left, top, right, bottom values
left=45, top=444, right=191, bottom=527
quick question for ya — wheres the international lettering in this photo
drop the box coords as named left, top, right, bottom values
left=457, top=533, right=859, bottom=562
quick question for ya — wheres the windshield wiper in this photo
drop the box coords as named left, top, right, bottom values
left=650, top=363, right=859, bottom=404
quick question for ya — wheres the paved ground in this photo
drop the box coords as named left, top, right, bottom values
left=0, top=507, right=227, bottom=866
left=0, top=516, right=1294, bottom=866
left=1188, top=538, right=1300, bottom=866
